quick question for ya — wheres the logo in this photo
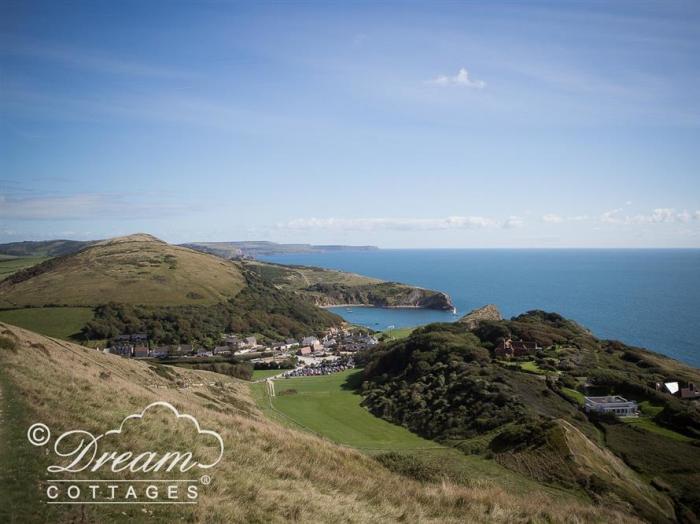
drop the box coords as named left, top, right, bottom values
left=27, top=401, right=224, bottom=505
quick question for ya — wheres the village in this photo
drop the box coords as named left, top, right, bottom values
left=103, top=326, right=378, bottom=378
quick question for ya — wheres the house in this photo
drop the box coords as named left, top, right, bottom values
left=243, top=336, right=257, bottom=348
left=494, top=338, right=539, bottom=358
left=285, top=338, right=298, bottom=347
left=680, top=383, right=700, bottom=399
left=132, top=346, right=149, bottom=358
left=657, top=381, right=700, bottom=400
left=584, top=396, right=638, bottom=417
left=297, top=346, right=312, bottom=356
left=213, top=345, right=232, bottom=355
left=302, top=336, right=318, bottom=346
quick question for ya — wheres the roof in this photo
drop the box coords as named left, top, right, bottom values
left=585, top=395, right=633, bottom=404
left=664, top=382, right=679, bottom=394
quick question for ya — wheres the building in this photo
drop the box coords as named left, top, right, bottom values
left=243, top=336, right=257, bottom=348
left=302, top=336, right=318, bottom=346
left=584, top=396, right=638, bottom=417
left=658, top=381, right=700, bottom=400
left=297, top=346, right=312, bottom=356
left=494, top=338, right=539, bottom=358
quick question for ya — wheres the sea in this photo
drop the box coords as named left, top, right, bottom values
left=261, top=249, right=700, bottom=368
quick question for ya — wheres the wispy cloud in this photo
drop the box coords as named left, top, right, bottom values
left=503, top=216, right=524, bottom=229
left=0, top=193, right=194, bottom=220
left=428, top=68, right=486, bottom=89
left=1, top=39, right=192, bottom=79
left=601, top=208, right=700, bottom=225
left=542, top=213, right=564, bottom=223
left=278, top=216, right=497, bottom=232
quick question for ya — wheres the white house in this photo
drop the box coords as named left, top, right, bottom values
left=584, top=396, right=638, bottom=417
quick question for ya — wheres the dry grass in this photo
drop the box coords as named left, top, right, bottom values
left=0, top=234, right=246, bottom=307
left=0, top=322, right=638, bottom=523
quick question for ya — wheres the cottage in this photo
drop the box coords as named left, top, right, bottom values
left=584, top=396, right=638, bottom=417
left=297, top=346, right=312, bottom=356
left=494, top=338, right=539, bottom=358
left=244, top=336, right=257, bottom=348
left=302, top=336, right=319, bottom=346
left=132, top=346, right=149, bottom=358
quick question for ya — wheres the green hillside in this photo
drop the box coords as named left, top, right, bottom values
left=0, top=322, right=634, bottom=523
left=244, top=260, right=454, bottom=309
left=359, top=311, right=700, bottom=522
left=0, top=234, right=341, bottom=343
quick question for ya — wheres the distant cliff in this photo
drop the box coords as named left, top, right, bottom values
left=304, top=282, right=454, bottom=310
left=242, top=260, right=454, bottom=311
left=182, top=241, right=378, bottom=258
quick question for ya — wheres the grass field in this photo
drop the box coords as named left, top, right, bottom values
left=250, top=369, right=591, bottom=500
left=561, top=387, right=586, bottom=406
left=0, top=307, right=94, bottom=340
left=623, top=416, right=693, bottom=442
left=383, top=326, right=415, bottom=340
left=0, top=256, right=48, bottom=278
left=251, top=369, right=287, bottom=381
left=253, top=370, right=436, bottom=450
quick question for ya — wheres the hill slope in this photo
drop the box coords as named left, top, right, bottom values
left=0, top=234, right=247, bottom=307
left=0, top=323, right=634, bottom=523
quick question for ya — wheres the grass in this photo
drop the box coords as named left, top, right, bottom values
left=0, top=307, right=94, bottom=340
left=251, top=369, right=287, bottom=381
left=638, top=400, right=664, bottom=417
left=561, top=387, right=586, bottom=406
left=0, top=322, right=638, bottom=523
left=255, top=370, right=437, bottom=450
left=0, top=256, right=49, bottom=278
left=622, top=416, right=694, bottom=442
left=0, top=362, right=59, bottom=523
left=0, top=234, right=246, bottom=307
left=519, top=360, right=545, bottom=374
left=383, top=326, right=415, bottom=340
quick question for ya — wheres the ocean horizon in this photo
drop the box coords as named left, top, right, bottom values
left=263, top=248, right=700, bottom=367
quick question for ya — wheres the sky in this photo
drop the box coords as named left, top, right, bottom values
left=1, top=0, right=699, bottom=248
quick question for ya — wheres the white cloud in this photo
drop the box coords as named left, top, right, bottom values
left=429, top=68, right=486, bottom=89
left=279, top=216, right=496, bottom=232
left=542, top=213, right=563, bottom=223
left=600, top=208, right=700, bottom=225
left=503, top=216, right=524, bottom=229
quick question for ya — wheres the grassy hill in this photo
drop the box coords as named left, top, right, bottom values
left=0, top=234, right=341, bottom=343
left=244, top=260, right=454, bottom=310
left=0, top=322, right=634, bottom=523
left=0, top=234, right=247, bottom=308
left=359, top=312, right=700, bottom=522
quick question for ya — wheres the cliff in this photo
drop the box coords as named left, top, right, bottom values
left=459, top=304, right=503, bottom=329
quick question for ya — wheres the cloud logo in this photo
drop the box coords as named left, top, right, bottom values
left=44, top=401, right=225, bottom=474
left=104, top=401, right=224, bottom=469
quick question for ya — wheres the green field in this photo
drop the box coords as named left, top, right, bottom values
left=561, top=387, right=586, bottom=406
left=623, top=416, right=693, bottom=442
left=251, top=369, right=287, bottom=381
left=0, top=307, right=94, bottom=340
left=252, top=370, right=437, bottom=450
left=250, top=369, right=582, bottom=498
left=0, top=256, right=48, bottom=278
left=383, top=326, right=415, bottom=340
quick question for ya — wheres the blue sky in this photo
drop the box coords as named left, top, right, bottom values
left=1, top=0, right=699, bottom=247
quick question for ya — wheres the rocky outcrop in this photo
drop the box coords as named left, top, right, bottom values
left=304, top=282, right=454, bottom=310
left=459, top=304, right=502, bottom=330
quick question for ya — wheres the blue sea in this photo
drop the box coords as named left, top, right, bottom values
left=262, top=250, right=700, bottom=367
